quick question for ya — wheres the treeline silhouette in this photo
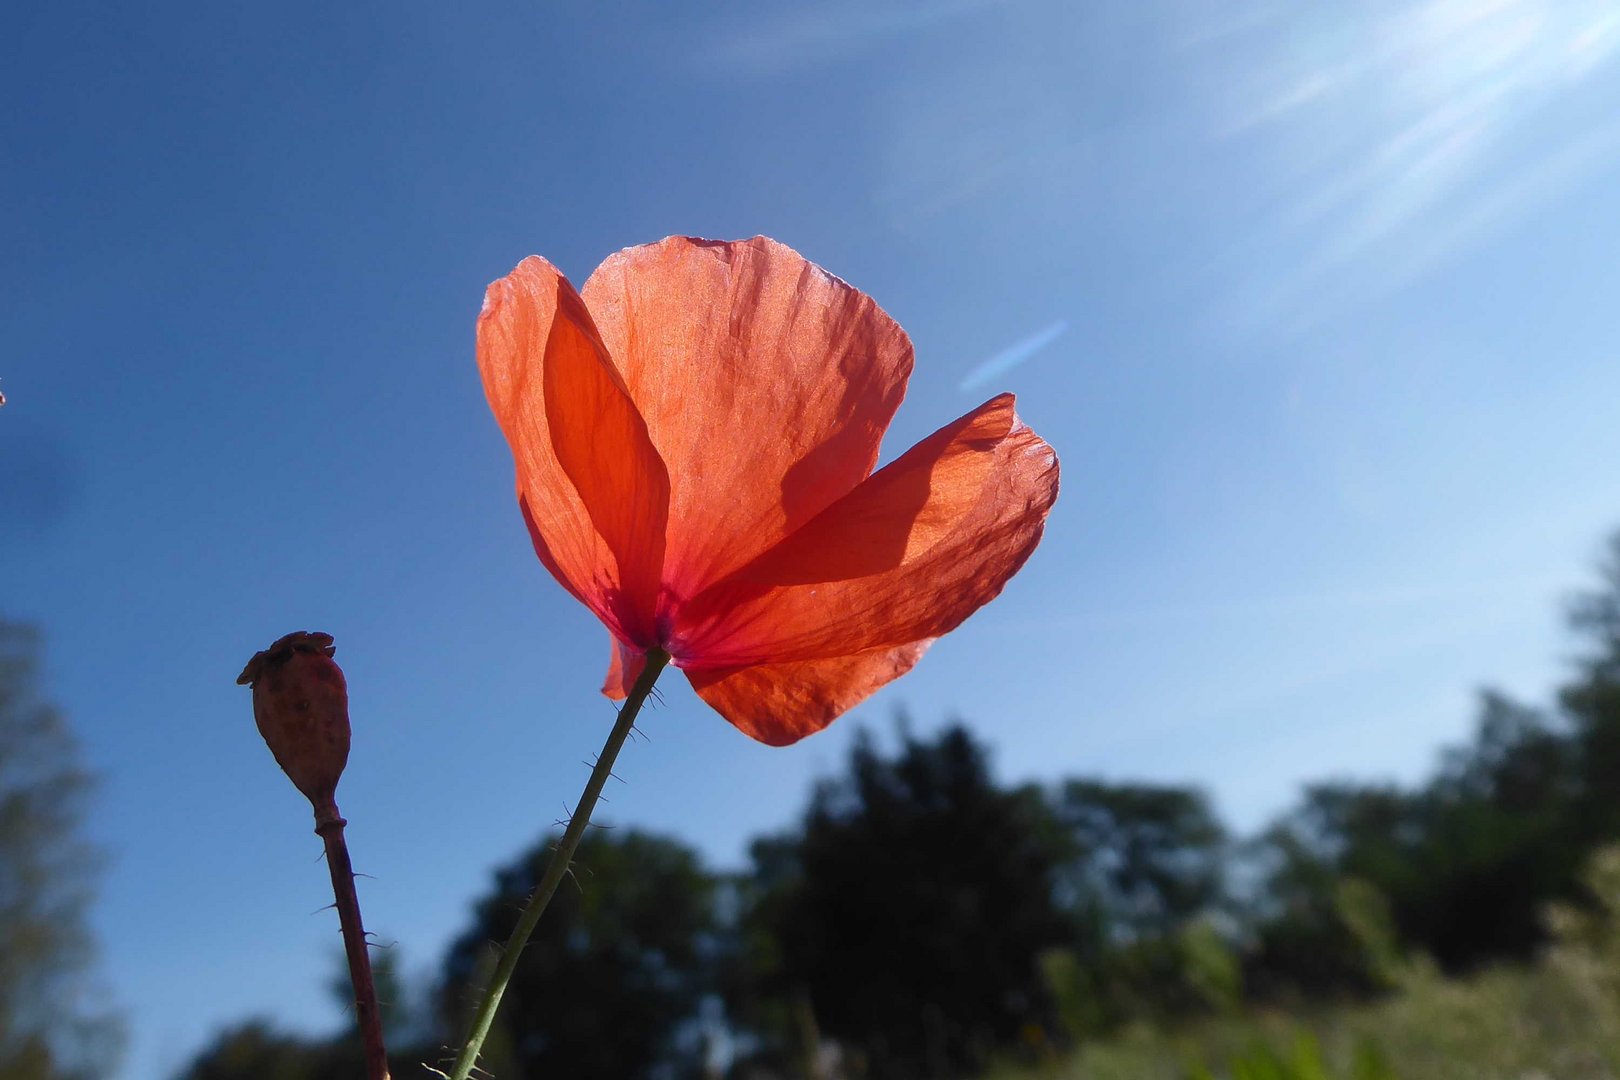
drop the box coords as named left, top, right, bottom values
left=180, top=536, right=1620, bottom=1080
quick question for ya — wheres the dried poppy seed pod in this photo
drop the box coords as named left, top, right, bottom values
left=237, top=631, right=350, bottom=824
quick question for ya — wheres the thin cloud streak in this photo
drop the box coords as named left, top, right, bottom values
left=959, top=319, right=1069, bottom=391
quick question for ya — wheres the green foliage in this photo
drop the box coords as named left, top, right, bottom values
left=0, top=619, right=121, bottom=1079
left=1040, top=948, right=1099, bottom=1043
left=1330, top=879, right=1405, bottom=992
left=1179, top=921, right=1243, bottom=1016
left=1542, top=845, right=1620, bottom=1025
left=1042, top=919, right=1244, bottom=1043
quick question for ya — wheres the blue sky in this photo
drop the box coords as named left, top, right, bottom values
left=5, top=1, right=1620, bottom=1076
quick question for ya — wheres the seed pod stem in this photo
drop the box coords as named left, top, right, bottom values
left=318, top=809, right=391, bottom=1080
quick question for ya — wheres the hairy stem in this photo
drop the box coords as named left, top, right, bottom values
left=445, top=648, right=670, bottom=1080
left=316, top=810, right=390, bottom=1080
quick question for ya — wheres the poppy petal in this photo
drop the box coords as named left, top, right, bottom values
left=686, top=641, right=933, bottom=746
left=675, top=393, right=1057, bottom=666
left=601, top=636, right=647, bottom=699
left=582, top=236, right=914, bottom=603
left=479, top=257, right=670, bottom=644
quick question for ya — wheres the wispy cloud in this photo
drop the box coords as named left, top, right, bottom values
left=959, top=319, right=1069, bottom=391
left=1200, top=0, right=1620, bottom=323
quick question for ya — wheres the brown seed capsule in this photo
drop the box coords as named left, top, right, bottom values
left=237, top=631, right=350, bottom=823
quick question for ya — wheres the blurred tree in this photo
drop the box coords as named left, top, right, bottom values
left=325, top=941, right=424, bottom=1050
left=1242, top=783, right=1415, bottom=1000
left=175, top=1022, right=328, bottom=1080
left=1564, top=533, right=1620, bottom=847
left=0, top=619, right=121, bottom=1079
left=738, top=723, right=1068, bottom=1079
left=1236, top=536, right=1620, bottom=994
left=1036, top=779, right=1231, bottom=1034
left=1247, top=691, right=1582, bottom=991
left=1050, top=779, right=1226, bottom=940
left=174, top=1016, right=437, bottom=1080
left=439, top=828, right=717, bottom=1080
left=1405, top=692, right=1579, bottom=967
left=716, top=834, right=817, bottom=1079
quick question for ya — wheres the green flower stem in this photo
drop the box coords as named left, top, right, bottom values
left=445, top=648, right=670, bottom=1080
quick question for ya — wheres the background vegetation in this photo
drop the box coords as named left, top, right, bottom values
left=21, top=537, right=1620, bottom=1078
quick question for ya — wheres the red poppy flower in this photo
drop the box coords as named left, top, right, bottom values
left=478, top=236, right=1058, bottom=745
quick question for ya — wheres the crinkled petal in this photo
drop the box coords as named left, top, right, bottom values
left=479, top=257, right=670, bottom=645
left=582, top=236, right=914, bottom=605
left=675, top=394, right=1058, bottom=666
left=686, top=641, right=933, bottom=746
